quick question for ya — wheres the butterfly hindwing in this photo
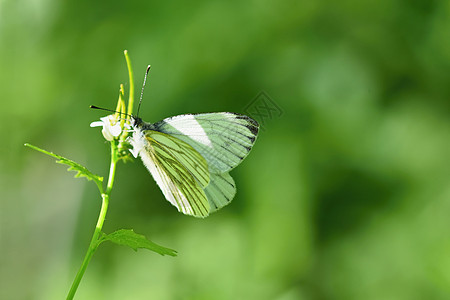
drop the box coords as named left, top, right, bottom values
left=148, top=131, right=210, bottom=187
left=152, top=112, right=259, bottom=173
left=204, top=172, right=236, bottom=212
left=138, top=130, right=211, bottom=217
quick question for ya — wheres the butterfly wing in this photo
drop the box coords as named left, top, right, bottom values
left=151, top=112, right=258, bottom=212
left=137, top=130, right=211, bottom=217
left=152, top=112, right=259, bottom=173
left=204, top=172, right=236, bottom=212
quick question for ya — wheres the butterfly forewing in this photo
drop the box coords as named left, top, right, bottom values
left=152, top=113, right=259, bottom=173
left=139, top=130, right=211, bottom=217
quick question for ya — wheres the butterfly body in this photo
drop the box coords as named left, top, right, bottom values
left=129, top=112, right=259, bottom=218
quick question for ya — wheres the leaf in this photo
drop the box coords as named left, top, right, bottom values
left=100, top=229, right=177, bottom=256
left=24, top=143, right=103, bottom=190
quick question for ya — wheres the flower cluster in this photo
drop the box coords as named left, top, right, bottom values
left=90, top=113, right=138, bottom=161
left=90, top=115, right=122, bottom=141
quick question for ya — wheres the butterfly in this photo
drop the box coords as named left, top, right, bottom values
left=92, top=66, right=259, bottom=217
left=128, top=111, right=259, bottom=218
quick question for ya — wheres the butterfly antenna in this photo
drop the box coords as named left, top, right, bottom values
left=136, top=65, right=151, bottom=118
left=90, top=105, right=130, bottom=118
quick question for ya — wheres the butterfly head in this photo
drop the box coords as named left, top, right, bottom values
left=130, top=116, right=144, bottom=128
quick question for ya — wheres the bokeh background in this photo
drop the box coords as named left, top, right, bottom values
left=1, top=0, right=450, bottom=299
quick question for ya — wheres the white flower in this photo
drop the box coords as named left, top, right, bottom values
left=90, top=115, right=122, bottom=141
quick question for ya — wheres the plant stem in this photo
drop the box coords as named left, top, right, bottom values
left=124, top=50, right=135, bottom=116
left=66, top=142, right=118, bottom=300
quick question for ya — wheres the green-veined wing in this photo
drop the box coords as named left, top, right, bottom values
left=204, top=172, right=236, bottom=212
left=152, top=113, right=259, bottom=173
left=139, top=130, right=211, bottom=217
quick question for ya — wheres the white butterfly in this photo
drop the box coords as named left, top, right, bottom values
left=128, top=112, right=259, bottom=218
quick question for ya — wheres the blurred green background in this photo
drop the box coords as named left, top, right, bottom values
left=1, top=0, right=450, bottom=299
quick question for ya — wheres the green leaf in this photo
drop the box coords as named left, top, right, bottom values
left=100, top=229, right=177, bottom=256
left=24, top=143, right=103, bottom=191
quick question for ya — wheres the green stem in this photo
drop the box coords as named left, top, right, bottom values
left=66, top=142, right=118, bottom=300
left=124, top=50, right=135, bottom=116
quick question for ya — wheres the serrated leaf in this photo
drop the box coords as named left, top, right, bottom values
left=101, top=229, right=177, bottom=256
left=24, top=143, right=103, bottom=189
